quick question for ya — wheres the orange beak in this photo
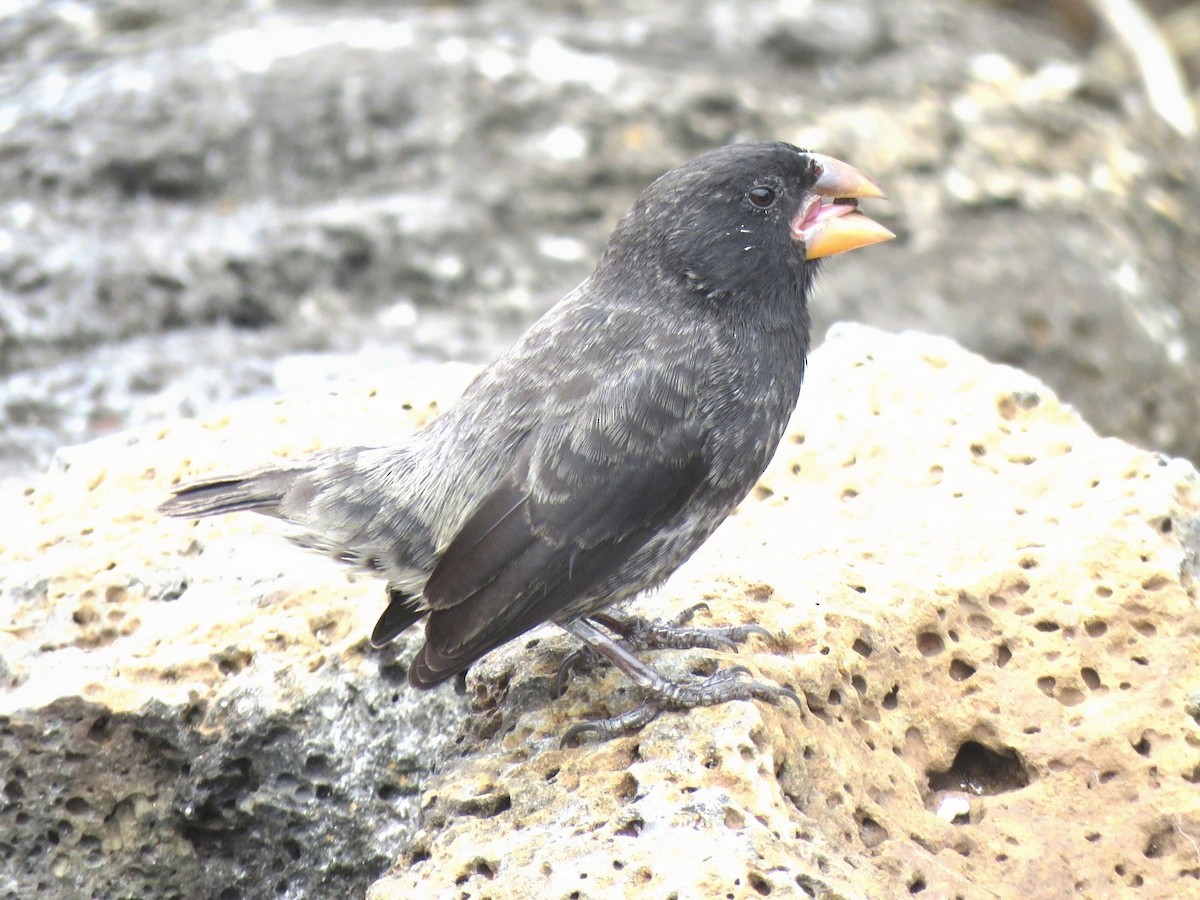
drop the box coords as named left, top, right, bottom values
left=794, top=153, right=895, bottom=261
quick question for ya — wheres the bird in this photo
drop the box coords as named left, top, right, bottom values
left=159, top=141, right=893, bottom=742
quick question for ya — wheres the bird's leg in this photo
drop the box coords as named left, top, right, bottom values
left=557, top=618, right=800, bottom=746
left=552, top=602, right=774, bottom=697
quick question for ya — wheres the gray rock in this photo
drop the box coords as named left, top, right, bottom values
left=1, top=0, right=1199, bottom=479
left=0, top=362, right=479, bottom=899
left=1, top=683, right=463, bottom=900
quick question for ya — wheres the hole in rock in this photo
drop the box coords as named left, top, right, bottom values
left=376, top=783, right=403, bottom=802
left=748, top=872, right=771, bottom=895
left=949, top=659, right=976, bottom=681
left=1085, top=619, right=1107, bottom=637
left=967, top=614, right=993, bottom=637
left=471, top=858, right=495, bottom=880
left=926, top=741, right=1030, bottom=796
left=857, top=813, right=888, bottom=848
left=377, top=661, right=408, bottom=686
left=917, top=632, right=944, bottom=656
left=460, top=792, right=511, bottom=818
left=615, top=816, right=643, bottom=837
left=88, top=716, right=111, bottom=742
left=305, top=755, right=331, bottom=779
left=1143, top=825, right=1179, bottom=859
left=1058, top=687, right=1085, bottom=706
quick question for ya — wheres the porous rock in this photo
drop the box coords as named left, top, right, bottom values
left=3, top=325, right=1199, bottom=898
left=0, top=364, right=480, bottom=899
left=368, top=325, right=1200, bottom=899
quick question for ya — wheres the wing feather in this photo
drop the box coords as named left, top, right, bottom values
left=409, top=412, right=707, bottom=688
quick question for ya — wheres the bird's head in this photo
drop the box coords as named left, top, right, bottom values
left=601, top=141, right=893, bottom=304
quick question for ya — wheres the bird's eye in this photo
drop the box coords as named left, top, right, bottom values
left=747, top=186, right=776, bottom=209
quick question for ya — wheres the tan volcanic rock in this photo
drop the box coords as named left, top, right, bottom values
left=2, top=325, right=1198, bottom=899
left=369, top=324, right=1200, bottom=900
left=0, top=363, right=481, bottom=898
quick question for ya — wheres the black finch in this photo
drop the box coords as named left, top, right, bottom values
left=160, top=141, right=893, bottom=741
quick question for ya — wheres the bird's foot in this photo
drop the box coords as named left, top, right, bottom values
left=556, top=618, right=797, bottom=746
left=552, top=603, right=774, bottom=697
left=596, top=602, right=774, bottom=651
left=560, top=665, right=801, bottom=746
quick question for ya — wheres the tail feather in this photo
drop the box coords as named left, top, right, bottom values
left=158, top=466, right=308, bottom=519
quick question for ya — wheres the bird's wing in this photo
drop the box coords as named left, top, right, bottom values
left=370, top=587, right=428, bottom=647
left=409, top=378, right=708, bottom=688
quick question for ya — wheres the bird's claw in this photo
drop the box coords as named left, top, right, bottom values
left=554, top=609, right=778, bottom=697
left=616, top=614, right=775, bottom=653
left=561, top=703, right=663, bottom=746
left=560, top=665, right=801, bottom=747
left=552, top=647, right=590, bottom=698
left=593, top=604, right=772, bottom=651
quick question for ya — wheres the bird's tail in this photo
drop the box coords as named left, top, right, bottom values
left=158, top=465, right=310, bottom=519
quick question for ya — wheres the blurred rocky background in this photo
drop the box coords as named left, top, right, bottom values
left=2, top=0, right=1200, bottom=481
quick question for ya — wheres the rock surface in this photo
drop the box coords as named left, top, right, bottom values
left=362, top=325, right=1200, bottom=899
left=0, top=364, right=482, bottom=899
left=3, top=0, right=1200, bottom=477
left=3, top=325, right=1199, bottom=897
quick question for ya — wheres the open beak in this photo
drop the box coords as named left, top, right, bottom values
left=793, top=153, right=895, bottom=261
